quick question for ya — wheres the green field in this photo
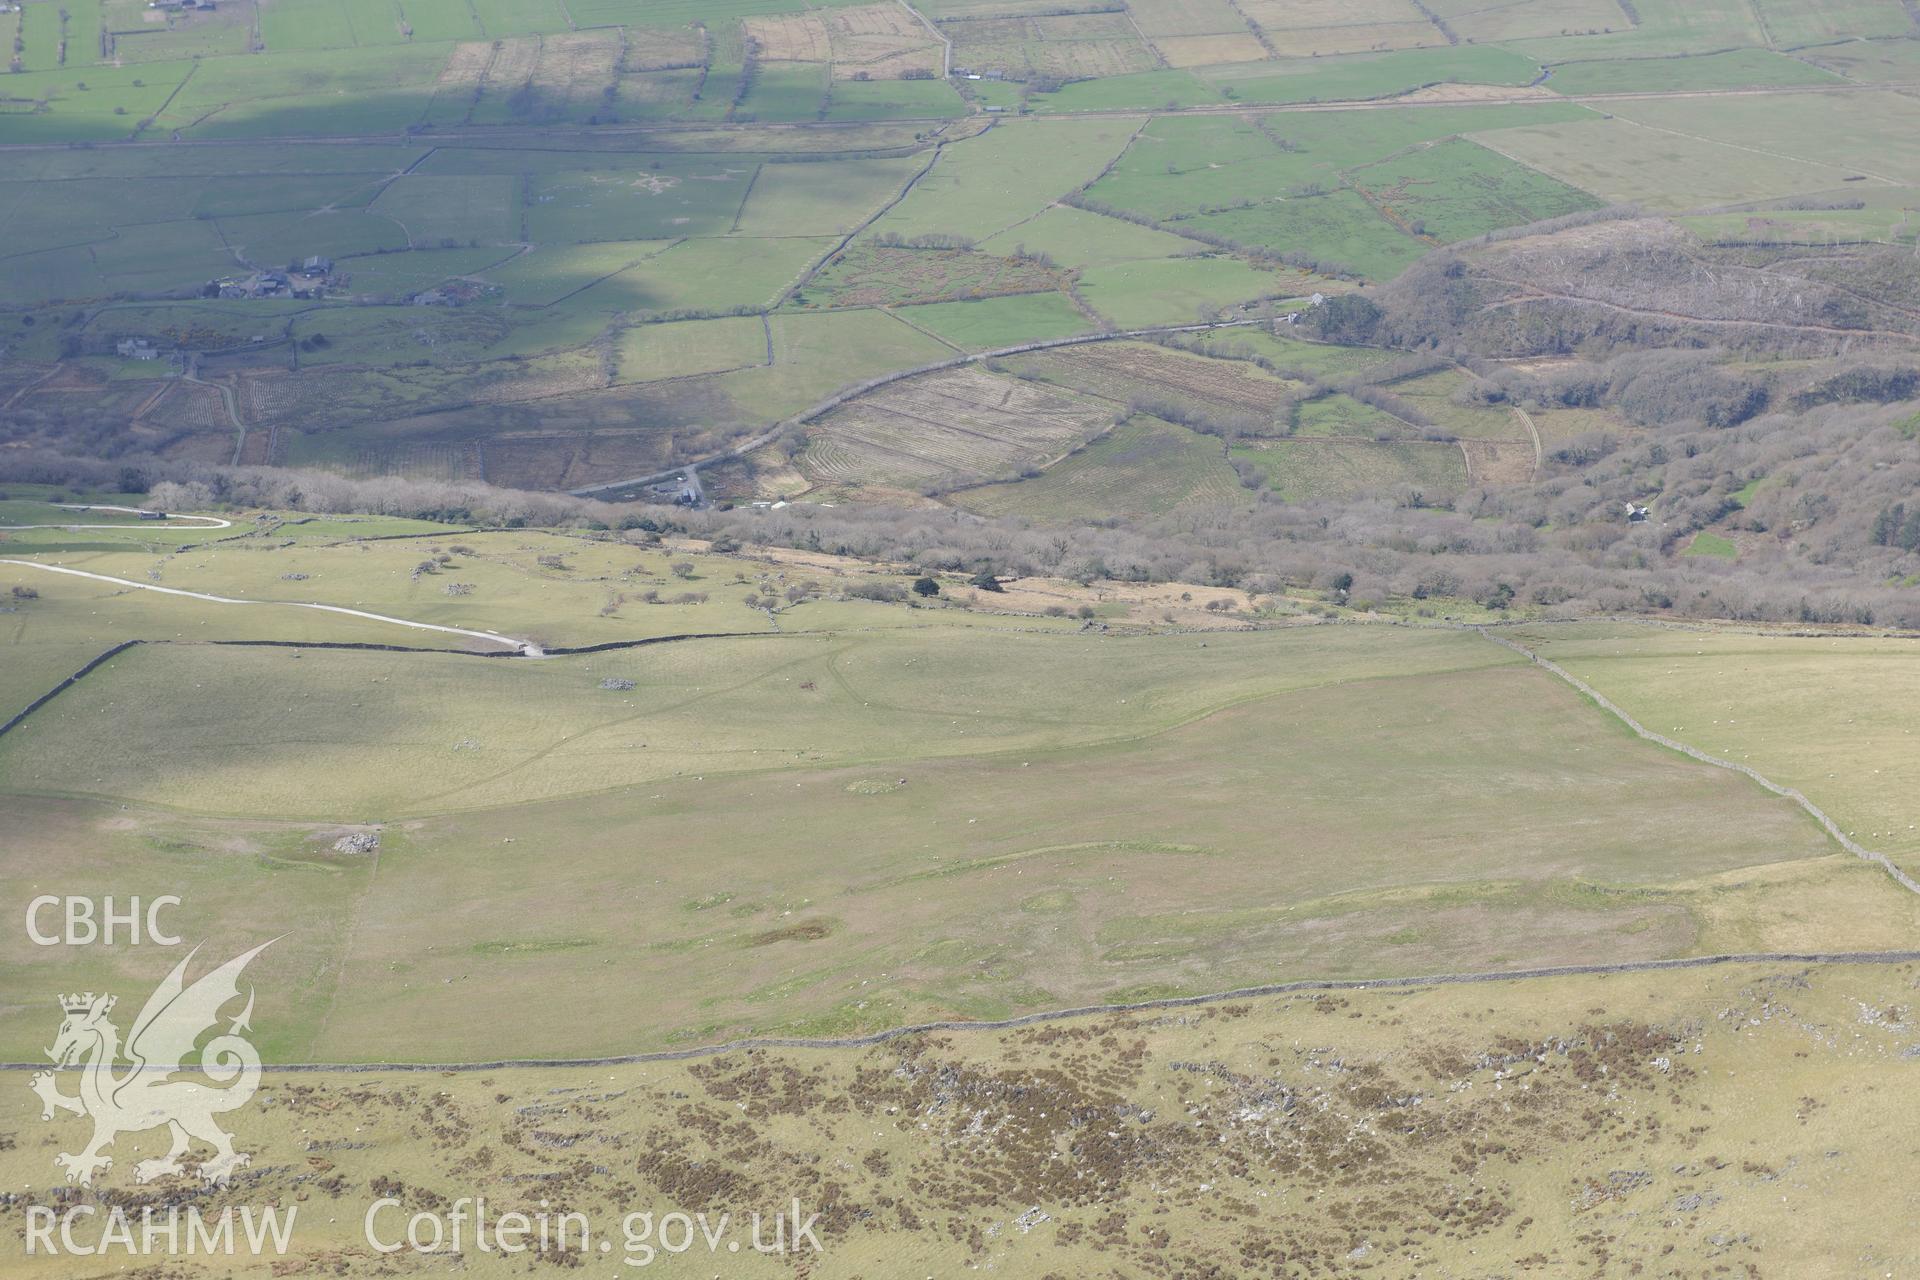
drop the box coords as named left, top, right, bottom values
left=615, top=313, right=770, bottom=382
left=1083, top=103, right=1598, bottom=278
left=1684, top=530, right=1739, bottom=557
left=732, top=156, right=923, bottom=237
left=975, top=203, right=1207, bottom=269
left=1292, top=391, right=1408, bottom=437
left=1208, top=44, right=1544, bottom=103
left=798, top=243, right=1062, bottom=308
left=1511, top=624, right=1920, bottom=874
left=1233, top=437, right=1469, bottom=500
left=1075, top=255, right=1293, bottom=326
left=954, top=416, right=1244, bottom=518
left=868, top=116, right=1145, bottom=243
left=1472, top=114, right=1863, bottom=210
left=0, top=606, right=1849, bottom=1059
left=893, top=291, right=1094, bottom=349
left=1680, top=206, right=1920, bottom=246
left=1545, top=48, right=1848, bottom=94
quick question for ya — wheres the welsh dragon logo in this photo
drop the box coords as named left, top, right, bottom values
left=30, top=941, right=273, bottom=1187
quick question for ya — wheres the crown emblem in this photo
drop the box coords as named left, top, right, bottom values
left=59, top=992, right=113, bottom=1015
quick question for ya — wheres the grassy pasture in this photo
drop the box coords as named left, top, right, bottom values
left=336, top=245, right=525, bottom=297
left=1205, top=44, right=1543, bottom=103
left=524, top=161, right=758, bottom=243
left=823, top=77, right=967, bottom=120
left=1750, top=0, right=1913, bottom=46
left=1, top=527, right=788, bottom=655
left=1545, top=48, right=1847, bottom=94
left=369, top=174, right=519, bottom=246
left=1291, top=391, right=1406, bottom=437
left=1166, top=328, right=1406, bottom=380
left=731, top=155, right=923, bottom=236
left=0, top=62, right=192, bottom=143
left=975, top=203, right=1205, bottom=269
left=798, top=244, right=1062, bottom=308
left=1346, top=137, right=1602, bottom=245
left=1684, top=531, right=1739, bottom=558
left=1798, top=36, right=1920, bottom=82
left=893, top=292, right=1094, bottom=349
left=1388, top=368, right=1532, bottom=439
left=156, top=44, right=454, bottom=137
left=1511, top=624, right=1920, bottom=875
left=191, top=172, right=387, bottom=219
left=1187, top=189, right=1424, bottom=281
left=395, top=0, right=485, bottom=41
left=0, top=619, right=1509, bottom=818
left=479, top=240, right=677, bottom=307
left=0, top=168, right=204, bottom=240
left=217, top=208, right=409, bottom=266
left=1423, top=0, right=1627, bottom=42
left=1089, top=113, right=1305, bottom=221
left=768, top=308, right=951, bottom=386
left=952, top=416, right=1241, bottom=518
left=1679, top=206, right=1919, bottom=247
left=109, top=14, right=255, bottom=65
left=1232, top=437, right=1468, bottom=500
left=1028, top=66, right=1226, bottom=112
left=1471, top=115, right=1862, bottom=210
left=614, top=314, right=769, bottom=383
left=89, top=219, right=239, bottom=294
left=12, top=142, right=429, bottom=180
left=737, top=60, right=830, bottom=122
left=869, top=116, right=1144, bottom=243
left=1087, top=103, right=1595, bottom=275
left=1494, top=0, right=1769, bottom=60
left=0, top=623, right=1850, bottom=1061
left=1074, top=255, right=1291, bottom=327
left=612, top=67, right=703, bottom=121
left=0, top=549, right=471, bottom=724
left=1601, top=92, right=1920, bottom=188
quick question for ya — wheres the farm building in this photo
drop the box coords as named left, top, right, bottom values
left=215, top=270, right=320, bottom=300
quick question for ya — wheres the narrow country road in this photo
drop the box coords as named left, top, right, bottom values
left=0, top=505, right=233, bottom=531
left=0, top=558, right=541, bottom=654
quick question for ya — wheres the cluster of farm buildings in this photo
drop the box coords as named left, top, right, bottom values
left=206, top=257, right=333, bottom=301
